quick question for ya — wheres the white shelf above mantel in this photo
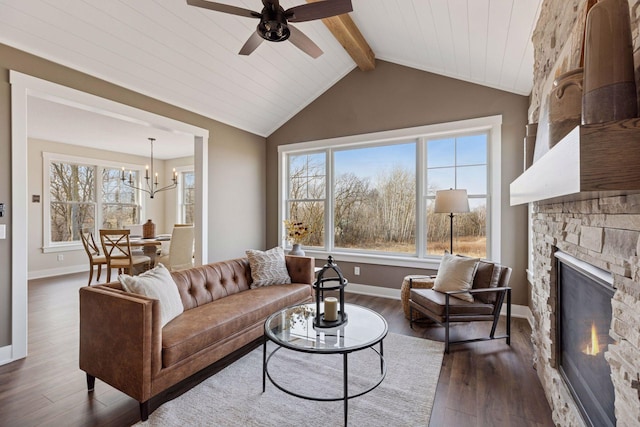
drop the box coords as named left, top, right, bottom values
left=510, top=119, right=640, bottom=206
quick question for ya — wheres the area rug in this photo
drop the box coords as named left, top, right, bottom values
left=137, top=332, right=444, bottom=426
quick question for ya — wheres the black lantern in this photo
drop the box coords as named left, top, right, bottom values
left=313, top=256, right=348, bottom=328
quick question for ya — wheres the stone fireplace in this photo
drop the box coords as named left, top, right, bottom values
left=525, top=1, right=640, bottom=425
left=530, top=197, right=640, bottom=426
left=556, top=251, right=615, bottom=426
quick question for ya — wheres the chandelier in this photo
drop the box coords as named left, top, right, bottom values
left=121, top=137, right=177, bottom=199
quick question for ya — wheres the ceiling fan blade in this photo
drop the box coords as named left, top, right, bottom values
left=288, top=24, right=323, bottom=58
left=286, top=0, right=353, bottom=23
left=186, top=0, right=260, bottom=19
left=239, top=31, right=264, bottom=56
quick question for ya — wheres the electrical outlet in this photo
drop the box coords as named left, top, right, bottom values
left=354, top=266, right=360, bottom=276
left=57, top=254, right=64, bottom=262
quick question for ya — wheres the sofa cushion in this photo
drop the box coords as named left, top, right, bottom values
left=433, top=253, right=479, bottom=302
left=161, top=283, right=312, bottom=368
left=119, top=263, right=184, bottom=328
left=246, top=247, right=291, bottom=288
left=410, top=288, right=494, bottom=317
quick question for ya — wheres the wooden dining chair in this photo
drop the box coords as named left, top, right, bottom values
left=80, top=230, right=107, bottom=286
left=99, top=229, right=151, bottom=282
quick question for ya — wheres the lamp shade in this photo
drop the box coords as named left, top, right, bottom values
left=434, top=189, right=470, bottom=214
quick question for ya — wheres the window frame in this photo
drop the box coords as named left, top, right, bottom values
left=423, top=131, right=490, bottom=258
left=42, top=152, right=145, bottom=253
left=278, top=115, right=502, bottom=269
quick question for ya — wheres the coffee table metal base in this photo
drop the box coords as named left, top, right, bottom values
left=262, top=338, right=386, bottom=426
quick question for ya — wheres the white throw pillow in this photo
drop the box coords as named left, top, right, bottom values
left=433, top=253, right=479, bottom=302
left=119, top=263, right=184, bottom=328
left=246, top=247, right=292, bottom=288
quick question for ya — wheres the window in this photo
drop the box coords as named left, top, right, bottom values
left=286, top=153, right=325, bottom=246
left=279, top=116, right=501, bottom=267
left=44, top=153, right=142, bottom=251
left=334, top=143, right=416, bottom=254
left=425, top=134, right=488, bottom=258
left=49, top=161, right=96, bottom=243
left=101, top=168, right=140, bottom=229
left=179, top=169, right=196, bottom=224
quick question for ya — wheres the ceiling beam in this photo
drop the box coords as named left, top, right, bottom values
left=306, top=0, right=375, bottom=71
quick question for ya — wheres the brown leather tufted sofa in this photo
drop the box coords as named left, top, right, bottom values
left=79, top=255, right=314, bottom=420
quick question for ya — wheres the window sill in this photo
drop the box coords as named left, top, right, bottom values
left=42, top=243, right=83, bottom=253
left=299, top=249, right=441, bottom=270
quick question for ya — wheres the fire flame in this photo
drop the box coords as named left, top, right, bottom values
left=583, top=322, right=600, bottom=356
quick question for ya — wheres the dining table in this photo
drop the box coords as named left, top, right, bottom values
left=129, top=236, right=170, bottom=265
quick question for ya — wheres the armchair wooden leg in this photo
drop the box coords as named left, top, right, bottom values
left=140, top=401, right=149, bottom=421
left=86, top=374, right=95, bottom=392
left=96, top=264, right=102, bottom=282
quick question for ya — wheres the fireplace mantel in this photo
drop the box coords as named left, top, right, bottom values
left=510, top=119, right=640, bottom=206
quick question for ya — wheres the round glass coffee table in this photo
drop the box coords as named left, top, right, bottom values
left=263, top=302, right=388, bottom=425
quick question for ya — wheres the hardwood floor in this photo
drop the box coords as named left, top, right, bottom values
left=0, top=273, right=554, bottom=427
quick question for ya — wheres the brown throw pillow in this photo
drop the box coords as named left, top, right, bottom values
left=472, top=261, right=501, bottom=304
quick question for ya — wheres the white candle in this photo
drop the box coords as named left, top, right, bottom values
left=324, top=297, right=338, bottom=321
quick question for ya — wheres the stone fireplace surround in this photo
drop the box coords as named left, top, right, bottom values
left=527, top=1, right=640, bottom=425
left=530, top=196, right=640, bottom=426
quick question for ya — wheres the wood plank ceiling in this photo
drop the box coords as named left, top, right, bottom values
left=0, top=0, right=542, bottom=139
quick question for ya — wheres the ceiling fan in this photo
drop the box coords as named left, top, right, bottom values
left=186, top=0, right=353, bottom=58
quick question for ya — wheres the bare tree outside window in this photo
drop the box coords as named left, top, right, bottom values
left=283, top=131, right=489, bottom=258
left=101, top=168, right=140, bottom=229
left=426, top=134, right=488, bottom=258
left=50, top=162, right=96, bottom=242
left=334, top=143, right=416, bottom=253
left=287, top=153, right=325, bottom=246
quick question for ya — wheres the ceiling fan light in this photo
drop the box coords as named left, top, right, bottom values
left=258, top=20, right=290, bottom=42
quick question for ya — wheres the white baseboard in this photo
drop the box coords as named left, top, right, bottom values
left=28, top=265, right=86, bottom=280
left=347, top=283, right=532, bottom=322
left=501, top=303, right=533, bottom=322
left=346, top=283, right=401, bottom=300
left=0, top=345, right=13, bottom=366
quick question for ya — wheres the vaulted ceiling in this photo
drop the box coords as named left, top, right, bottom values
left=0, top=0, right=542, bottom=140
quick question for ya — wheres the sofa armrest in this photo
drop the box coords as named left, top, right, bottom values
left=79, top=286, right=162, bottom=402
left=285, top=255, right=315, bottom=284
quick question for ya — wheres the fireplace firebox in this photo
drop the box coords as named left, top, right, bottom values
left=555, top=252, right=616, bottom=427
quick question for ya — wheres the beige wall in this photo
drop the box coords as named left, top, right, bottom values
left=0, top=43, right=266, bottom=347
left=267, top=60, right=530, bottom=305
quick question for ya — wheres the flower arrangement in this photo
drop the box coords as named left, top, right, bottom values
left=284, top=219, right=311, bottom=244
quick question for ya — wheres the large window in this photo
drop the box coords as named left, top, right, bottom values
left=279, top=116, right=501, bottom=266
left=44, top=153, right=142, bottom=251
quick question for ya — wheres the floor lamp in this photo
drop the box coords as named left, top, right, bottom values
left=434, top=189, right=470, bottom=253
